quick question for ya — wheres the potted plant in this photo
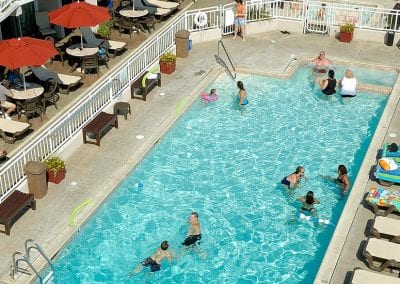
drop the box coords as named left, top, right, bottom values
left=44, top=156, right=66, bottom=184
left=339, top=22, right=355, bottom=43
left=159, top=52, right=177, bottom=74
left=97, top=20, right=112, bottom=39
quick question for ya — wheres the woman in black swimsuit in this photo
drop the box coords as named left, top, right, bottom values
left=319, top=69, right=337, bottom=95
left=336, top=164, right=350, bottom=196
left=298, top=191, right=320, bottom=216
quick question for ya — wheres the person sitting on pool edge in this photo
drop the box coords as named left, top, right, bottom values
left=339, top=69, right=357, bottom=98
left=281, top=166, right=305, bottom=189
left=318, top=69, right=337, bottom=95
left=312, top=51, right=333, bottom=73
left=129, top=241, right=173, bottom=275
left=182, top=212, right=202, bottom=246
left=298, top=191, right=320, bottom=216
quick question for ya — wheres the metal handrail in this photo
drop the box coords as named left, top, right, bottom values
left=215, top=40, right=236, bottom=80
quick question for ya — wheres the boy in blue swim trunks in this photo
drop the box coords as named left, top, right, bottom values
left=129, top=241, right=173, bottom=275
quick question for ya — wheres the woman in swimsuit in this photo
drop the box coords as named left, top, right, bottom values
left=236, top=81, right=248, bottom=106
left=319, top=69, right=337, bottom=95
left=281, top=166, right=305, bottom=189
left=336, top=164, right=350, bottom=196
left=298, top=191, right=320, bottom=216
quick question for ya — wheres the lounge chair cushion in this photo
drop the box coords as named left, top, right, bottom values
left=145, top=0, right=179, bottom=9
left=108, top=40, right=127, bottom=50
left=351, top=267, right=400, bottom=284
left=0, top=119, right=30, bottom=134
left=30, top=66, right=81, bottom=88
left=366, top=187, right=400, bottom=208
left=379, top=158, right=398, bottom=171
left=372, top=216, right=400, bottom=242
left=365, top=238, right=400, bottom=263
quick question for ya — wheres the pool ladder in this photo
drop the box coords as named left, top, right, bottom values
left=215, top=40, right=237, bottom=80
left=10, top=239, right=54, bottom=284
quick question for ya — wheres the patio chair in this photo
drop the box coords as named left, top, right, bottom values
left=41, top=81, right=59, bottom=112
left=0, top=118, right=31, bottom=144
left=363, top=237, right=400, bottom=271
left=350, top=267, right=400, bottom=284
left=115, top=17, right=138, bottom=38
left=134, top=0, right=174, bottom=20
left=382, top=143, right=400, bottom=158
left=375, top=158, right=400, bottom=186
left=370, top=216, right=400, bottom=243
left=80, top=27, right=127, bottom=58
left=17, top=97, right=44, bottom=122
left=366, top=186, right=400, bottom=216
left=143, top=0, right=179, bottom=10
left=34, top=11, right=57, bottom=40
left=29, top=66, right=82, bottom=95
left=138, top=14, right=156, bottom=33
left=81, top=55, right=100, bottom=77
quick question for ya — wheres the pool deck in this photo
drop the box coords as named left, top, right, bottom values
left=1, top=31, right=400, bottom=283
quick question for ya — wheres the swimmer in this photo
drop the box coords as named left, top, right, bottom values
left=312, top=51, right=333, bottom=73
left=339, top=69, right=357, bottom=98
left=336, top=165, right=350, bottom=196
left=200, top=88, right=218, bottom=104
left=281, top=166, right=305, bottom=189
left=236, top=81, right=248, bottom=106
left=182, top=212, right=202, bottom=246
left=298, top=191, right=320, bottom=216
left=129, top=241, right=173, bottom=275
left=319, top=69, right=337, bottom=95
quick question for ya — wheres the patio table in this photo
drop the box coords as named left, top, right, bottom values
left=119, top=8, right=148, bottom=18
left=7, top=83, right=44, bottom=100
left=66, top=43, right=99, bottom=72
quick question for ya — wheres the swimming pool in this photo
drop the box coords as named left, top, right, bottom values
left=48, top=67, right=388, bottom=283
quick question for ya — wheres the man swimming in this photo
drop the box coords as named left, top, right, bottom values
left=129, top=241, right=173, bottom=275
left=182, top=212, right=202, bottom=246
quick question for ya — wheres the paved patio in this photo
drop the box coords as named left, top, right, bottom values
left=1, top=10, right=400, bottom=284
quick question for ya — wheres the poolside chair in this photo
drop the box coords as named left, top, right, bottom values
left=366, top=186, right=400, bottom=216
left=382, top=143, right=400, bottom=158
left=363, top=238, right=400, bottom=272
left=142, top=0, right=179, bottom=10
left=350, top=267, right=400, bottom=284
left=375, top=158, right=400, bottom=186
left=35, top=11, right=57, bottom=39
left=0, top=118, right=31, bottom=144
left=370, top=216, right=400, bottom=243
left=134, top=0, right=174, bottom=20
left=80, top=27, right=127, bottom=58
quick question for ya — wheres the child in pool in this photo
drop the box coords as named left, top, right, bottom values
left=298, top=191, right=320, bottom=216
left=201, top=88, right=218, bottom=104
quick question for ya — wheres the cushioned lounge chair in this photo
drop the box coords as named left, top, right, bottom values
left=366, top=186, right=400, bottom=216
left=143, top=0, right=179, bottom=9
left=370, top=216, right=400, bottom=243
left=375, top=159, right=400, bottom=186
left=0, top=118, right=31, bottom=144
left=134, top=0, right=174, bottom=20
left=29, top=66, right=82, bottom=95
left=350, top=267, right=400, bottom=284
left=363, top=238, right=400, bottom=271
left=382, top=143, right=400, bottom=158
left=80, top=27, right=127, bottom=58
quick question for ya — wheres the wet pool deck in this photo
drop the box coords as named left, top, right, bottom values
left=1, top=30, right=400, bottom=283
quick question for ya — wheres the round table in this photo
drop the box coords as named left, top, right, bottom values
left=119, top=9, right=148, bottom=18
left=66, top=44, right=99, bottom=57
left=8, top=83, right=44, bottom=100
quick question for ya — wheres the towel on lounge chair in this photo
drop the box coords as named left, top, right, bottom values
left=375, top=159, right=400, bottom=184
left=366, top=186, right=400, bottom=207
left=382, top=143, right=400, bottom=158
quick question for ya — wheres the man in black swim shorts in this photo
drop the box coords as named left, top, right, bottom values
left=182, top=212, right=202, bottom=246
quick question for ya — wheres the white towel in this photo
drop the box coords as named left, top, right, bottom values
left=225, top=9, right=234, bottom=26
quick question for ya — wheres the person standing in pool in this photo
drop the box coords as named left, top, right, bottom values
left=336, top=164, right=350, bottom=196
left=318, top=69, right=337, bottom=95
left=312, top=51, right=333, bottom=73
left=281, top=166, right=305, bottom=189
left=129, top=241, right=173, bottom=275
left=236, top=81, right=248, bottom=107
left=182, top=212, right=202, bottom=246
left=298, top=191, right=320, bottom=216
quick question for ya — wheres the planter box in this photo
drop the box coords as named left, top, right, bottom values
left=159, top=61, right=176, bottom=74
left=47, top=169, right=66, bottom=184
left=339, top=32, right=353, bottom=43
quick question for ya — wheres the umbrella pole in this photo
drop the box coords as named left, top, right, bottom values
left=23, top=73, right=26, bottom=91
left=80, top=33, right=83, bottom=49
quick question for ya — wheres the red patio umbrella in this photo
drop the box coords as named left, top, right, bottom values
left=0, top=37, right=57, bottom=90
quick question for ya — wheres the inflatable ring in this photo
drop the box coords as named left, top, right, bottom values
left=194, top=12, right=208, bottom=28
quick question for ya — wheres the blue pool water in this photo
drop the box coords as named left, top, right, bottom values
left=49, top=67, right=388, bottom=283
left=334, top=65, right=397, bottom=87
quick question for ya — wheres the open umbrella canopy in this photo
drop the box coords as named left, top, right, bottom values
left=0, top=37, right=57, bottom=69
left=49, top=1, right=111, bottom=28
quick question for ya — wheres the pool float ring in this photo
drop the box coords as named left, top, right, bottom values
left=200, top=92, right=218, bottom=102
left=194, top=12, right=208, bottom=28
left=298, top=212, right=331, bottom=225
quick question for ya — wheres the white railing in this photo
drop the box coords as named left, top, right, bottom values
left=0, top=0, right=399, bottom=202
left=0, top=0, right=14, bottom=13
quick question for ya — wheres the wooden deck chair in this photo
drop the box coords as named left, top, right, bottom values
left=80, top=27, right=127, bottom=58
left=370, top=216, right=400, bottom=243
left=363, top=238, right=400, bottom=272
left=29, top=66, right=82, bottom=95
left=0, top=118, right=31, bottom=144
left=350, top=267, right=400, bottom=284
left=142, top=0, right=179, bottom=9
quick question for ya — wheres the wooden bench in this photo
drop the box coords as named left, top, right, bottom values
left=0, top=190, right=36, bottom=235
left=131, top=72, right=161, bottom=101
left=82, top=112, right=118, bottom=146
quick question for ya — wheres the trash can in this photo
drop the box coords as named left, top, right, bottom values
left=175, top=30, right=190, bottom=58
left=385, top=31, right=395, bottom=46
left=25, top=161, right=48, bottom=199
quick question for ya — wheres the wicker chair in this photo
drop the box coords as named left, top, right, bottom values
left=17, top=97, right=44, bottom=122
left=116, top=17, right=138, bottom=38
left=138, top=15, right=156, bottom=33
left=81, top=55, right=100, bottom=77
left=41, top=79, right=59, bottom=112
